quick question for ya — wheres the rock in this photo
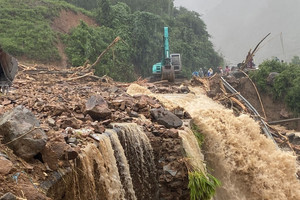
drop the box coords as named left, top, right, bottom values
left=0, top=192, right=17, bottom=200
left=230, top=71, right=245, bottom=79
left=287, top=133, right=295, bottom=142
left=85, top=95, right=111, bottom=121
left=163, top=164, right=177, bottom=176
left=42, top=141, right=78, bottom=170
left=0, top=156, right=13, bottom=175
left=173, top=108, right=184, bottom=119
left=280, top=108, right=291, bottom=119
left=0, top=106, right=47, bottom=160
left=60, top=117, right=82, bottom=129
left=178, top=86, right=190, bottom=94
left=67, top=137, right=77, bottom=144
left=91, top=122, right=105, bottom=133
left=184, top=112, right=192, bottom=119
left=267, top=72, right=279, bottom=85
left=129, top=111, right=139, bottom=118
left=47, top=118, right=55, bottom=126
left=136, top=95, right=148, bottom=109
left=292, top=132, right=300, bottom=146
left=164, top=129, right=179, bottom=138
left=151, top=108, right=183, bottom=128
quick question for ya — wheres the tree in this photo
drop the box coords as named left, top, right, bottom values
left=96, top=0, right=112, bottom=26
left=291, top=55, right=300, bottom=65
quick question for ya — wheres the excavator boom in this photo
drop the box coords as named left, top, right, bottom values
left=152, top=27, right=181, bottom=82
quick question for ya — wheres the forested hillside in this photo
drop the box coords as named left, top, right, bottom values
left=0, top=0, right=222, bottom=81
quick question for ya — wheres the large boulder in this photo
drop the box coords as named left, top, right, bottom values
left=151, top=108, right=183, bottom=128
left=0, top=106, right=47, bottom=160
left=85, top=95, right=111, bottom=121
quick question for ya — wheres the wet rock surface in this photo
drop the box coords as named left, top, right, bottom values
left=151, top=108, right=183, bottom=128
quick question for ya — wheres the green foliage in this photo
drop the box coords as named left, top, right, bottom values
left=0, top=0, right=93, bottom=62
left=111, top=0, right=174, bottom=16
left=1, top=0, right=223, bottom=81
left=65, top=0, right=223, bottom=78
left=250, top=60, right=286, bottom=91
left=191, top=122, right=204, bottom=147
left=188, top=171, right=221, bottom=200
left=189, top=121, right=221, bottom=200
left=63, top=21, right=136, bottom=82
left=291, top=55, right=300, bottom=65
left=250, top=59, right=300, bottom=114
left=95, top=0, right=112, bottom=26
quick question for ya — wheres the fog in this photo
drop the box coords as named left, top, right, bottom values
left=174, top=0, right=300, bottom=66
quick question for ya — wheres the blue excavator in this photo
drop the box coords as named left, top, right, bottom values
left=152, top=27, right=182, bottom=82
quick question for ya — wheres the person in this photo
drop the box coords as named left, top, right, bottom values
left=217, top=66, right=223, bottom=75
left=199, top=68, right=204, bottom=77
left=192, top=71, right=199, bottom=77
left=208, top=68, right=213, bottom=77
left=225, top=66, right=230, bottom=76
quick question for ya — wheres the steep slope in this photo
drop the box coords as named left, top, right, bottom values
left=0, top=0, right=96, bottom=65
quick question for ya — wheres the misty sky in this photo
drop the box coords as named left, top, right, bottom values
left=174, top=0, right=300, bottom=66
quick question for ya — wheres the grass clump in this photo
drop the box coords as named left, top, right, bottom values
left=191, top=121, right=204, bottom=147
left=188, top=171, right=221, bottom=200
left=188, top=121, right=221, bottom=200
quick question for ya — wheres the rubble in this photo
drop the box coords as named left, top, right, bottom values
left=0, top=64, right=193, bottom=199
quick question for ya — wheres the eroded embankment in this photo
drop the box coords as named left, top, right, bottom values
left=128, top=84, right=300, bottom=200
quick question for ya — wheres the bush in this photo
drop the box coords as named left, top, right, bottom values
left=250, top=60, right=300, bottom=114
left=63, top=21, right=136, bottom=82
left=188, top=171, right=221, bottom=200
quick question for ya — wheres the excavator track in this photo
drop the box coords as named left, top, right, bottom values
left=0, top=45, right=18, bottom=88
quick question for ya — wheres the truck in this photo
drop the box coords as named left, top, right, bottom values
left=0, top=45, right=18, bottom=93
left=151, top=27, right=182, bottom=82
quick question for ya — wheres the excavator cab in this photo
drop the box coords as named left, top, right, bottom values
left=0, top=45, right=18, bottom=92
left=151, top=27, right=181, bottom=82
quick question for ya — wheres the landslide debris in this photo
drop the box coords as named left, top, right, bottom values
left=0, top=64, right=191, bottom=199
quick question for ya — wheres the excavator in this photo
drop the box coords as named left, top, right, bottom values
left=152, top=27, right=182, bottom=82
left=0, top=45, right=18, bottom=93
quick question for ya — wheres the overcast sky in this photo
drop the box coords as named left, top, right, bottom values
left=174, top=0, right=300, bottom=66
left=174, top=0, right=222, bottom=15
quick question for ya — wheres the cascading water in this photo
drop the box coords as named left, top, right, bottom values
left=127, top=83, right=300, bottom=200
left=46, top=123, right=159, bottom=200
left=70, top=136, right=125, bottom=200
left=105, top=129, right=137, bottom=200
left=178, top=127, right=206, bottom=173
left=112, top=123, right=159, bottom=200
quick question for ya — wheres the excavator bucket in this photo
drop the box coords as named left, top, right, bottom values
left=0, top=45, right=18, bottom=87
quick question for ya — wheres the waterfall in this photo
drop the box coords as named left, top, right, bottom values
left=127, top=84, right=300, bottom=200
left=47, top=123, right=158, bottom=200
left=178, top=127, right=206, bottom=173
left=112, top=123, right=159, bottom=200
left=105, top=130, right=137, bottom=200
left=73, top=136, right=125, bottom=200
